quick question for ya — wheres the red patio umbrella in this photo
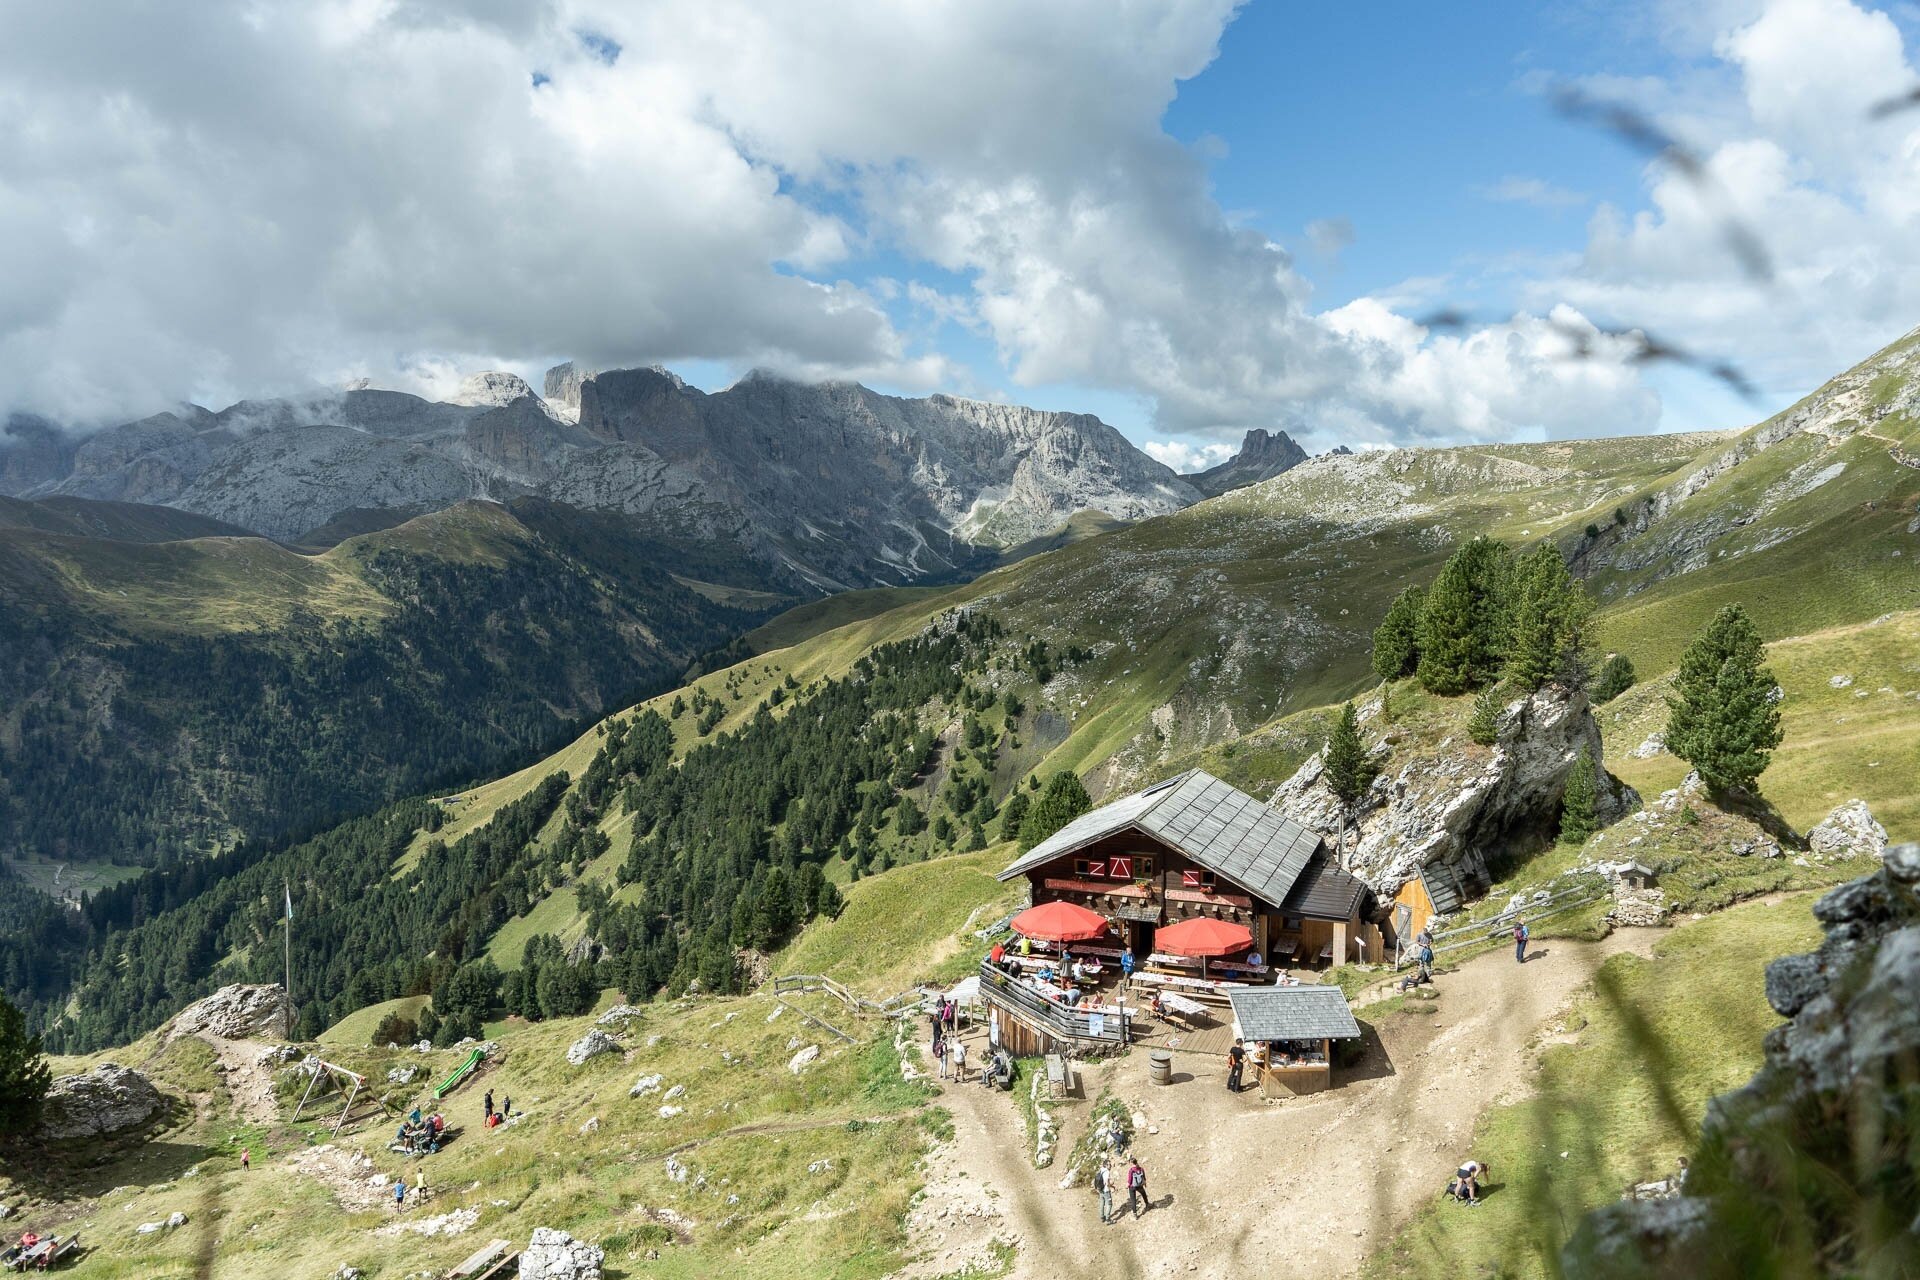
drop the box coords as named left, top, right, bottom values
left=1154, top=916, right=1254, bottom=958
left=1010, top=900, right=1110, bottom=943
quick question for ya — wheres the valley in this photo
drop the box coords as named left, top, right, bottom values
left=1, top=327, right=1918, bottom=1279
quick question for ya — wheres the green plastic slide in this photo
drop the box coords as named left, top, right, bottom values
left=432, top=1047, right=485, bottom=1099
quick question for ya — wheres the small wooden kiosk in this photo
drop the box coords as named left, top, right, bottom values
left=1226, top=986, right=1362, bottom=1097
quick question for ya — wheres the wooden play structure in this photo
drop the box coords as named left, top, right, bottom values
left=290, top=1057, right=395, bottom=1135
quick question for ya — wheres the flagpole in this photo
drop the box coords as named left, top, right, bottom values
left=284, top=877, right=294, bottom=1037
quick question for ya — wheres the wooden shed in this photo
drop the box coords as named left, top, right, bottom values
left=1227, top=985, right=1363, bottom=1097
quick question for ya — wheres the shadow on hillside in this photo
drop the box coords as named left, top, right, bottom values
left=1716, top=788, right=1807, bottom=848
left=1342, top=1022, right=1398, bottom=1084
left=1, top=1137, right=213, bottom=1202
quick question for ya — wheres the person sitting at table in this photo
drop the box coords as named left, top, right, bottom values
left=989, top=941, right=1005, bottom=966
left=1020, top=935, right=1033, bottom=957
left=1244, top=949, right=1265, bottom=969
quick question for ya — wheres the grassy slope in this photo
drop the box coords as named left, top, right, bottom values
left=1362, top=895, right=1824, bottom=1280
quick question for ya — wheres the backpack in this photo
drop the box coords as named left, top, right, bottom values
left=1128, top=1166, right=1144, bottom=1190
left=1420, top=945, right=1434, bottom=965
left=1093, top=1167, right=1108, bottom=1192
left=1513, top=923, right=1528, bottom=942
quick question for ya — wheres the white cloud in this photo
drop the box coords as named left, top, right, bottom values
left=0, top=0, right=1767, bottom=449
left=1143, top=439, right=1236, bottom=472
left=1476, top=176, right=1589, bottom=209
left=1535, top=0, right=1920, bottom=398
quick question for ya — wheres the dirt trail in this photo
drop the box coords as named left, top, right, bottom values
left=903, top=927, right=1661, bottom=1280
left=201, top=1035, right=283, bottom=1126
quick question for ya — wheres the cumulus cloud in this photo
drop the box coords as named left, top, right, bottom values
left=3, top=0, right=1848, bottom=449
left=1536, top=0, right=1920, bottom=398
left=1143, top=439, right=1236, bottom=473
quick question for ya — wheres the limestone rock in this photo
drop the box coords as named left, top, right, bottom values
left=628, top=1074, right=663, bottom=1098
left=565, top=1030, right=620, bottom=1066
left=166, top=984, right=289, bottom=1042
left=518, top=1226, right=604, bottom=1280
left=1807, top=799, right=1888, bottom=861
left=387, top=1066, right=418, bottom=1085
left=40, top=1064, right=166, bottom=1141
left=788, top=1045, right=821, bottom=1074
left=596, top=1005, right=644, bottom=1027
left=1273, top=684, right=1636, bottom=899
left=1564, top=843, right=1920, bottom=1277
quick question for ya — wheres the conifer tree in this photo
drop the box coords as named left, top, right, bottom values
left=1665, top=605, right=1783, bottom=796
left=1018, top=771, right=1092, bottom=852
left=998, top=790, right=1030, bottom=839
left=1503, top=542, right=1591, bottom=691
left=1322, top=702, right=1378, bottom=863
left=1593, top=654, right=1636, bottom=704
left=1417, top=537, right=1514, bottom=695
left=1371, top=585, right=1426, bottom=682
left=1559, top=746, right=1598, bottom=845
left=1468, top=685, right=1502, bottom=745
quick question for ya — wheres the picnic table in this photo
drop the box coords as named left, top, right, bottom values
left=1146, top=952, right=1203, bottom=968
left=1155, top=991, right=1211, bottom=1027
left=445, top=1238, right=518, bottom=1280
left=1270, top=939, right=1299, bottom=960
left=1213, top=961, right=1270, bottom=979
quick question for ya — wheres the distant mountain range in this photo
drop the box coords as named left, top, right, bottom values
left=1, top=367, right=1312, bottom=592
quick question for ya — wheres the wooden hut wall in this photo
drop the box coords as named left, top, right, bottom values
left=1022, top=830, right=1277, bottom=926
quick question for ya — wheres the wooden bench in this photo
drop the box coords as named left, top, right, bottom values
left=1044, top=1053, right=1074, bottom=1099
left=445, top=1239, right=516, bottom=1280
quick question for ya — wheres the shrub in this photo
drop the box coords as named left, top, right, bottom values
left=371, top=1011, right=419, bottom=1047
left=1593, top=653, right=1637, bottom=704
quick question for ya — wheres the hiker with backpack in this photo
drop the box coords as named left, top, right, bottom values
left=1093, top=1159, right=1114, bottom=1224
left=1513, top=917, right=1530, bottom=964
left=1126, top=1159, right=1149, bottom=1217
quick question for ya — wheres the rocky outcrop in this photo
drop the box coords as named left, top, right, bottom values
left=4, top=367, right=1198, bottom=588
left=1272, top=684, right=1636, bottom=899
left=565, top=1030, right=620, bottom=1065
left=1189, top=428, right=1309, bottom=498
left=1807, top=798, right=1887, bottom=861
left=518, top=1227, right=605, bottom=1280
left=1563, top=842, right=1920, bottom=1278
left=166, top=984, right=290, bottom=1042
left=39, top=1063, right=166, bottom=1141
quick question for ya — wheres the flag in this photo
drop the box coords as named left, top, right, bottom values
left=285, top=885, right=293, bottom=922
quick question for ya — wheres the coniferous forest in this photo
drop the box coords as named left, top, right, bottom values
left=17, top=608, right=1082, bottom=1052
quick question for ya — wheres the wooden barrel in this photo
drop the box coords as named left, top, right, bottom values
left=1148, top=1049, right=1172, bottom=1085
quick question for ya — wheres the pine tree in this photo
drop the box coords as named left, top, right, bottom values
left=1018, top=771, right=1092, bottom=852
left=1418, top=537, right=1515, bottom=695
left=1371, top=585, right=1426, bottom=682
left=1559, top=746, right=1598, bottom=845
left=1503, top=542, right=1591, bottom=691
left=1665, top=605, right=1783, bottom=796
left=1322, top=703, right=1377, bottom=864
left=998, top=790, right=1030, bottom=838
left=0, top=993, right=52, bottom=1135
left=1468, top=685, right=1501, bottom=745
left=1593, top=654, right=1636, bottom=704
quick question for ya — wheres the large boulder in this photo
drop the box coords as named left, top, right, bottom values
left=39, top=1063, right=166, bottom=1141
left=518, top=1227, right=604, bottom=1280
left=1806, top=798, right=1887, bottom=861
left=1273, top=684, right=1636, bottom=899
left=565, top=1030, right=620, bottom=1066
left=166, top=984, right=290, bottom=1041
left=1562, top=842, right=1920, bottom=1277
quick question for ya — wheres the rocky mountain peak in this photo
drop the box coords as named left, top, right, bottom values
left=1190, top=426, right=1310, bottom=498
left=450, top=370, right=543, bottom=410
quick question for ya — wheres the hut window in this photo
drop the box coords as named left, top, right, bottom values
left=1179, top=869, right=1216, bottom=890
left=1107, top=855, right=1152, bottom=880
left=1074, top=858, right=1107, bottom=878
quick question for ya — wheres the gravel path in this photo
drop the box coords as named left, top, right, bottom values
left=899, top=927, right=1662, bottom=1280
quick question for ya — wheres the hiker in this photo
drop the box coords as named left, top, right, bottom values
left=1449, top=1159, right=1488, bottom=1206
left=934, top=1031, right=949, bottom=1079
left=1094, top=1159, right=1114, bottom=1224
left=1226, top=1038, right=1246, bottom=1093
left=502, top=1094, right=512, bottom=1117
left=951, top=1038, right=968, bottom=1083
left=485, top=1111, right=500, bottom=1130
left=1513, top=917, right=1530, bottom=964
left=241, top=1147, right=250, bottom=1172
left=1120, top=950, right=1135, bottom=981
left=1126, top=1159, right=1149, bottom=1217
left=414, top=1167, right=427, bottom=1202
left=393, top=1177, right=407, bottom=1211
left=484, top=1090, right=494, bottom=1122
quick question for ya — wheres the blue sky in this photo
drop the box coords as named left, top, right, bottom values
left=9, top=0, right=1920, bottom=462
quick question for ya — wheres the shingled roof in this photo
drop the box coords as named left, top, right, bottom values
left=996, top=770, right=1323, bottom=908
left=1227, top=985, right=1362, bottom=1042
left=1280, top=857, right=1370, bottom=922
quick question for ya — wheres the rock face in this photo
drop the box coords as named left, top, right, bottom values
left=1272, top=684, right=1636, bottom=899
left=1188, top=427, right=1309, bottom=498
left=166, top=983, right=290, bottom=1042
left=1562, top=843, right=1920, bottom=1278
left=565, top=1030, right=620, bottom=1065
left=1807, top=798, right=1888, bottom=861
left=519, top=1227, right=605, bottom=1280
left=39, top=1063, right=166, bottom=1141
left=2, top=367, right=1199, bottom=589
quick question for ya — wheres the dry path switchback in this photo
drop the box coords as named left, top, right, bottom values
left=899, top=927, right=1661, bottom=1280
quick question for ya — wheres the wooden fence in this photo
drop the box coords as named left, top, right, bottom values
left=1406, top=873, right=1610, bottom=964
left=976, top=959, right=1129, bottom=1050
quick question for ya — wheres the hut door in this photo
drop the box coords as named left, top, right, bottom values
left=1128, top=920, right=1156, bottom=957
